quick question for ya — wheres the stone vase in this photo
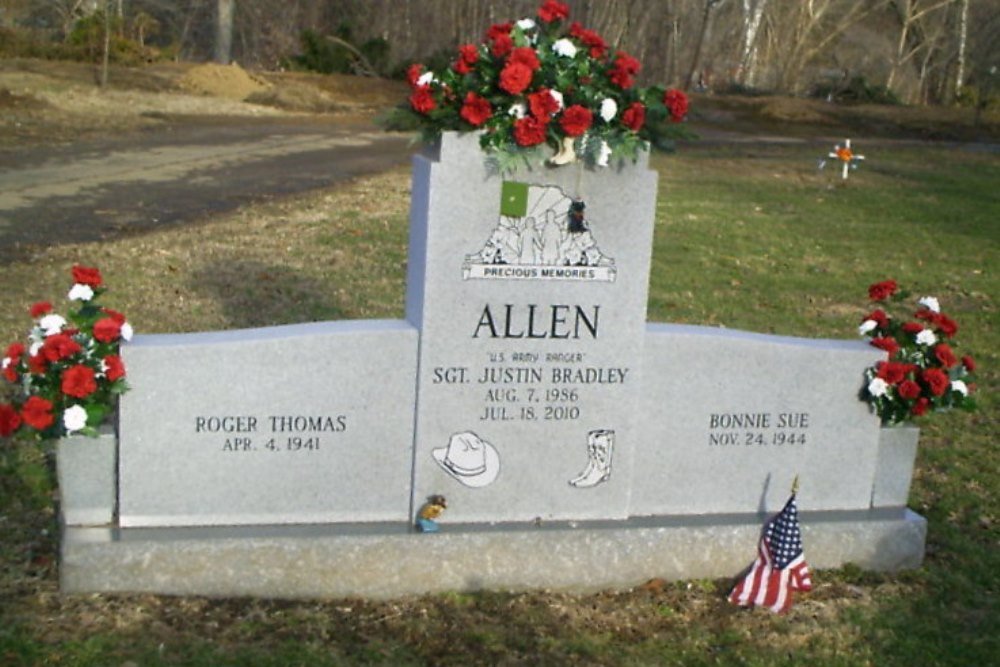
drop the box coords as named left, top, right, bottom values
left=56, top=425, right=117, bottom=526
left=871, top=424, right=920, bottom=508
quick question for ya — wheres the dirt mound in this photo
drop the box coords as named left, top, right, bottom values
left=246, top=81, right=342, bottom=113
left=178, top=62, right=270, bottom=101
left=758, top=97, right=831, bottom=124
left=0, top=87, right=48, bottom=109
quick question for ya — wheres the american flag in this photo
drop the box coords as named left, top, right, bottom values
left=729, top=493, right=813, bottom=614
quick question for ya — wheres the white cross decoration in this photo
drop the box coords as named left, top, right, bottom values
left=823, top=139, right=865, bottom=180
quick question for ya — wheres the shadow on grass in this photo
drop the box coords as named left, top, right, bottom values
left=189, top=259, right=350, bottom=329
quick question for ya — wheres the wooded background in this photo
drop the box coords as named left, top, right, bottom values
left=2, top=0, right=998, bottom=105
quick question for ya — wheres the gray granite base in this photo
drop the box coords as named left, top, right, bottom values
left=61, top=509, right=926, bottom=600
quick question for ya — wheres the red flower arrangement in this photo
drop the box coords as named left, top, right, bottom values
left=389, top=1, right=691, bottom=169
left=0, top=265, right=131, bottom=440
left=858, top=280, right=976, bottom=425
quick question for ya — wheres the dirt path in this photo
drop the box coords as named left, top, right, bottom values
left=0, top=117, right=411, bottom=261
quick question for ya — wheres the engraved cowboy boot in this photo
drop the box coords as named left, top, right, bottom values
left=569, top=429, right=615, bottom=488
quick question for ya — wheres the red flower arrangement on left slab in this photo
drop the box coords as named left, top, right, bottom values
left=0, top=265, right=131, bottom=440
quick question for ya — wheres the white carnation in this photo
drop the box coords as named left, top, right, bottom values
left=416, top=71, right=435, bottom=86
left=549, top=89, right=564, bottom=110
left=552, top=38, right=577, bottom=58
left=600, top=98, right=618, bottom=122
left=39, top=313, right=67, bottom=336
left=867, top=377, right=889, bottom=398
left=120, top=322, right=134, bottom=342
left=858, top=319, right=878, bottom=335
left=68, top=283, right=94, bottom=302
left=918, top=296, right=940, bottom=313
left=516, top=18, right=536, bottom=31
left=951, top=380, right=969, bottom=396
left=916, top=329, right=937, bottom=346
left=29, top=341, right=42, bottom=356
left=508, top=102, right=527, bottom=119
left=63, top=405, right=88, bottom=434
left=1, top=358, right=9, bottom=371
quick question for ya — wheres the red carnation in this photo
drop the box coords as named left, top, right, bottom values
left=1, top=344, right=21, bottom=382
left=406, top=63, right=424, bottom=87
left=609, top=51, right=641, bottom=89
left=460, top=92, right=492, bottom=127
left=0, top=403, right=21, bottom=437
left=935, top=314, right=958, bottom=338
left=863, top=309, right=889, bottom=328
left=870, top=336, right=900, bottom=357
left=897, top=380, right=922, bottom=400
left=103, top=355, right=126, bottom=382
left=921, top=368, right=950, bottom=397
left=71, top=264, right=102, bottom=288
left=911, top=397, right=930, bottom=416
left=30, top=301, right=52, bottom=318
left=28, top=355, right=47, bottom=375
left=454, top=44, right=479, bottom=74
left=933, top=343, right=958, bottom=368
left=962, top=355, right=976, bottom=372
left=513, top=116, right=547, bottom=146
left=538, top=0, right=570, bottom=23
left=62, top=364, right=97, bottom=399
left=664, top=88, right=689, bottom=122
left=901, top=321, right=924, bottom=335
left=102, top=308, right=127, bottom=324
left=499, top=62, right=534, bottom=95
left=93, top=317, right=123, bottom=344
left=490, top=33, right=514, bottom=58
left=509, top=46, right=541, bottom=71
left=570, top=23, right=607, bottom=59
left=528, top=88, right=560, bottom=121
left=21, top=396, right=54, bottom=431
left=621, top=101, right=646, bottom=131
left=485, top=22, right=512, bottom=42
left=41, top=334, right=81, bottom=362
left=868, top=279, right=898, bottom=301
left=409, top=85, right=435, bottom=114
left=876, top=361, right=911, bottom=385
left=559, top=104, right=593, bottom=137
left=5, top=342, right=25, bottom=360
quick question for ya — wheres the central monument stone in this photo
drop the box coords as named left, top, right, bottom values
left=407, top=133, right=657, bottom=522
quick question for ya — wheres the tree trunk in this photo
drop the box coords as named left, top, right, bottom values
left=215, top=0, right=234, bottom=64
left=99, top=0, right=111, bottom=87
left=736, top=0, right=768, bottom=87
left=686, top=0, right=728, bottom=90
left=954, top=0, right=968, bottom=99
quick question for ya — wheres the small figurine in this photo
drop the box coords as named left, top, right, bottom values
left=416, top=495, right=447, bottom=533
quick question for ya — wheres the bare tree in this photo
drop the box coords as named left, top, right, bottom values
left=886, top=0, right=956, bottom=95
left=769, top=0, right=890, bottom=94
left=734, top=0, right=768, bottom=87
left=214, top=0, right=233, bottom=63
left=685, top=0, right=729, bottom=90
left=954, top=0, right=968, bottom=98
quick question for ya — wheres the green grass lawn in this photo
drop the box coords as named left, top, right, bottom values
left=1, top=138, right=997, bottom=666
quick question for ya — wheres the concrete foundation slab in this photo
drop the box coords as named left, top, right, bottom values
left=61, top=509, right=926, bottom=600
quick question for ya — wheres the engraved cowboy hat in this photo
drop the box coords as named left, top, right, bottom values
left=432, top=431, right=500, bottom=488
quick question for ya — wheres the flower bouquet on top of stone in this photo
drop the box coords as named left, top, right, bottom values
left=859, top=279, right=977, bottom=425
left=0, top=265, right=132, bottom=441
left=385, top=0, right=692, bottom=171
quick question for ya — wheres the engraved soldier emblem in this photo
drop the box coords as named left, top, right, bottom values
left=463, top=182, right=616, bottom=282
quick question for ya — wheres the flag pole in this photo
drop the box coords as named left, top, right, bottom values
left=791, top=475, right=800, bottom=495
